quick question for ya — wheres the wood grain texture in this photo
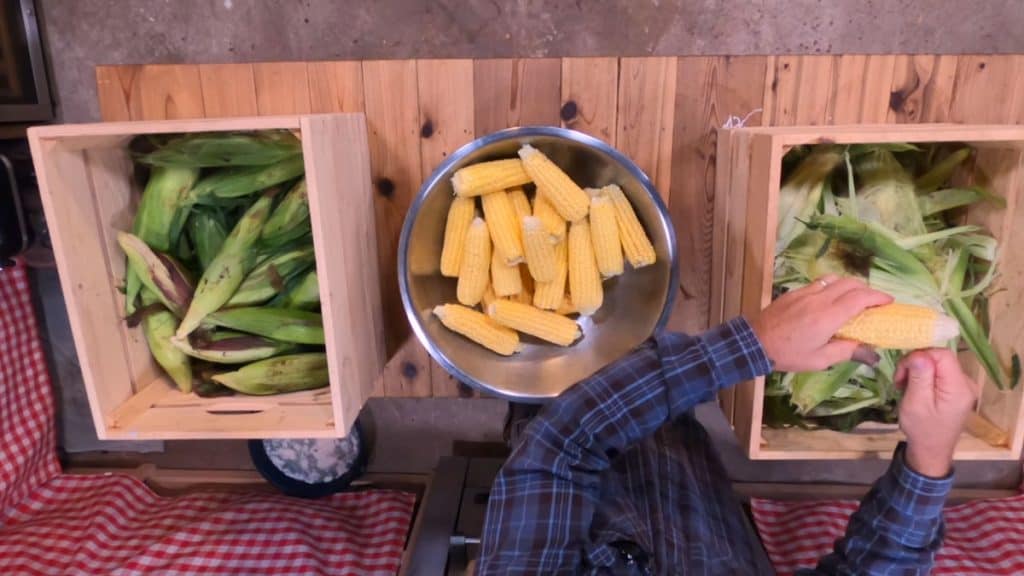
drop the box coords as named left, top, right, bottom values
left=949, top=55, right=1024, bottom=123
left=473, top=59, right=561, bottom=134
left=95, top=66, right=133, bottom=121
left=560, top=58, right=619, bottom=143
left=308, top=61, right=365, bottom=113
left=827, top=55, right=897, bottom=124
left=763, top=55, right=833, bottom=126
left=416, top=59, right=476, bottom=397
left=887, top=55, right=959, bottom=123
left=361, top=60, right=431, bottom=398
left=616, top=57, right=677, bottom=200
left=253, top=62, right=312, bottom=115
left=197, top=64, right=257, bottom=117
left=96, top=65, right=206, bottom=121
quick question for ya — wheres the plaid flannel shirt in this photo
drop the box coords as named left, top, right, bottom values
left=479, top=318, right=954, bottom=575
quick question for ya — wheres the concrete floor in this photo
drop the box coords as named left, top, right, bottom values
left=31, top=0, right=1024, bottom=487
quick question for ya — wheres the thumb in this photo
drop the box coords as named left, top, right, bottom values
left=903, top=352, right=936, bottom=405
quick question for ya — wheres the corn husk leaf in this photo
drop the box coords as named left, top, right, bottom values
left=138, top=131, right=302, bottom=168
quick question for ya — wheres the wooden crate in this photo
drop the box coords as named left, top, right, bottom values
left=717, top=124, right=1024, bottom=460
left=27, top=114, right=385, bottom=440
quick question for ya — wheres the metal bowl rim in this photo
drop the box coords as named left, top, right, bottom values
left=397, top=125, right=679, bottom=402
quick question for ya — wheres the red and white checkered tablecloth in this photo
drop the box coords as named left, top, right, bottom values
left=0, top=262, right=415, bottom=575
left=751, top=493, right=1024, bottom=575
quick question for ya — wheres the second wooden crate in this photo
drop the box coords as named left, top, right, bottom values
left=713, top=124, right=1024, bottom=460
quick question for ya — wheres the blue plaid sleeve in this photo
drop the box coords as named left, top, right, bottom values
left=801, top=441, right=953, bottom=576
left=477, top=318, right=771, bottom=575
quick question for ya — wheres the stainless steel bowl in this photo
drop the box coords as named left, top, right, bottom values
left=398, top=126, right=678, bottom=401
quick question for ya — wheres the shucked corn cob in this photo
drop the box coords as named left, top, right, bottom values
left=490, top=249, right=523, bottom=296
left=589, top=195, right=624, bottom=278
left=487, top=300, right=581, bottom=346
left=568, top=220, right=603, bottom=316
left=518, top=145, right=590, bottom=222
left=533, top=241, right=568, bottom=310
left=836, top=303, right=960, bottom=349
left=481, top=190, right=525, bottom=264
left=457, top=218, right=492, bottom=306
left=452, top=159, right=532, bottom=197
left=440, top=196, right=476, bottom=277
left=532, top=192, right=566, bottom=244
left=521, top=216, right=558, bottom=282
left=434, top=304, right=521, bottom=356
left=602, top=184, right=656, bottom=268
left=508, top=187, right=532, bottom=223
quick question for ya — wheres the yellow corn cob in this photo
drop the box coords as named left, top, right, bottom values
left=589, top=195, right=624, bottom=278
left=481, top=190, right=525, bottom=264
left=520, top=264, right=535, bottom=294
left=440, top=196, right=476, bottom=277
left=602, top=184, right=656, bottom=268
left=457, top=218, right=491, bottom=306
left=434, top=304, right=521, bottom=356
left=555, top=295, right=578, bottom=316
left=518, top=145, right=590, bottom=222
left=510, top=290, right=533, bottom=305
left=487, top=300, right=581, bottom=346
left=451, top=159, right=532, bottom=197
left=508, top=187, right=532, bottom=223
left=568, top=220, right=603, bottom=316
left=533, top=192, right=567, bottom=244
left=482, top=284, right=498, bottom=309
left=521, top=216, right=558, bottom=282
left=490, top=249, right=523, bottom=296
left=533, top=241, right=568, bottom=310
left=836, top=303, right=960, bottom=349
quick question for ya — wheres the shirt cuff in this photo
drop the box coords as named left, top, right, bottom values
left=655, top=317, right=773, bottom=399
left=882, top=442, right=954, bottom=518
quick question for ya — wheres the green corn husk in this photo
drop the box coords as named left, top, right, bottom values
left=137, top=131, right=302, bottom=168
left=851, top=150, right=927, bottom=237
left=211, top=353, right=330, bottom=395
left=187, top=208, right=230, bottom=271
left=260, top=179, right=310, bottom=247
left=172, top=330, right=298, bottom=364
left=276, top=270, right=320, bottom=310
left=187, top=156, right=305, bottom=204
left=790, top=362, right=861, bottom=415
left=775, top=148, right=843, bottom=256
left=139, top=291, right=193, bottom=393
left=914, top=147, right=972, bottom=193
left=226, top=246, right=316, bottom=307
left=118, top=232, right=194, bottom=317
left=918, top=187, right=1004, bottom=216
left=201, top=307, right=324, bottom=345
left=125, top=166, right=200, bottom=313
left=175, top=190, right=277, bottom=338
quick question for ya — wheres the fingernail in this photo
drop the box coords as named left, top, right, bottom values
left=909, top=357, right=927, bottom=371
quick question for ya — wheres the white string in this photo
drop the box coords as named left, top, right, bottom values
left=721, top=108, right=764, bottom=129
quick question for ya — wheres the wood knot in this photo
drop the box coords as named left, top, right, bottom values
left=560, top=100, right=578, bottom=122
left=420, top=119, right=435, bottom=139
left=889, top=90, right=906, bottom=113
left=401, top=361, right=419, bottom=380
left=376, top=177, right=396, bottom=198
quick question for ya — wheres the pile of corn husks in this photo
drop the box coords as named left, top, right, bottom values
left=766, top=143, right=1019, bottom=431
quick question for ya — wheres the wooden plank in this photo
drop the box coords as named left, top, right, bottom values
left=616, top=57, right=677, bottom=200
left=95, top=66, right=133, bottom=121
left=362, top=60, right=432, bottom=398
left=669, top=56, right=768, bottom=334
left=197, top=64, right=258, bottom=117
left=827, top=55, right=897, bottom=124
left=302, top=114, right=385, bottom=431
left=95, top=64, right=206, bottom=122
left=253, top=62, right=312, bottom=115
left=308, top=61, right=366, bottom=114
left=416, top=59, right=476, bottom=398
left=560, top=58, right=619, bottom=143
left=762, top=55, right=833, bottom=126
left=949, top=55, right=1024, bottom=124
left=473, top=59, right=562, bottom=134
left=887, top=55, right=959, bottom=123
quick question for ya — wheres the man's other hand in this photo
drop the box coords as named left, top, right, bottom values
left=895, top=349, right=978, bottom=477
left=751, top=275, right=893, bottom=373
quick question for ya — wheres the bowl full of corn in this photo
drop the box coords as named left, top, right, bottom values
left=399, top=126, right=678, bottom=400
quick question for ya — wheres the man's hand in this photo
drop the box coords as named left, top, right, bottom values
left=895, top=349, right=978, bottom=478
left=751, top=275, right=893, bottom=373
